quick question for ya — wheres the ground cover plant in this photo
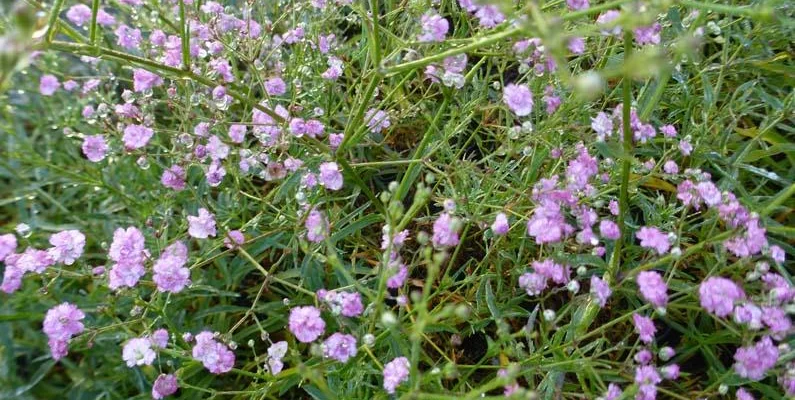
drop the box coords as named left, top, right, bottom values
left=0, top=0, right=793, bottom=398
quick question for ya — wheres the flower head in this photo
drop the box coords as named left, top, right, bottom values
left=418, top=11, right=448, bottom=43
left=637, top=271, right=668, bottom=309
left=122, top=337, right=156, bottom=367
left=734, top=336, right=779, bottom=381
left=319, top=162, right=344, bottom=190
left=632, top=313, right=656, bottom=344
left=383, top=356, right=410, bottom=394
left=43, top=302, right=85, bottom=360
left=47, top=230, right=85, bottom=265
left=188, top=208, right=217, bottom=239
left=152, top=374, right=179, bottom=399
left=699, top=277, right=745, bottom=317
left=503, top=84, right=534, bottom=116
left=288, top=306, right=326, bottom=343
left=192, top=332, right=235, bottom=374
left=322, top=333, right=357, bottom=363
left=82, top=135, right=108, bottom=162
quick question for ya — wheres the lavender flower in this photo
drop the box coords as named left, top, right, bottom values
left=153, top=241, right=190, bottom=293
left=42, top=302, right=85, bottom=360
left=418, top=11, right=448, bottom=43
left=39, top=74, right=60, bottom=96
left=288, top=306, right=326, bottom=343
left=152, top=374, right=179, bottom=399
left=491, top=213, right=509, bottom=235
left=637, top=271, right=668, bottom=309
left=636, top=227, right=671, bottom=255
left=319, top=162, right=344, bottom=190
left=590, top=275, right=611, bottom=308
left=322, top=332, right=358, bottom=362
left=192, top=332, right=235, bottom=374
left=82, top=135, right=108, bottom=162
left=734, top=336, right=779, bottom=381
left=431, top=213, right=460, bottom=248
left=305, top=209, right=328, bottom=243
left=699, top=277, right=745, bottom=317
left=632, top=313, right=656, bottom=344
left=383, top=356, right=410, bottom=394
left=122, top=337, right=156, bottom=367
left=188, top=208, right=217, bottom=239
left=47, top=230, right=85, bottom=265
left=503, top=84, right=534, bottom=116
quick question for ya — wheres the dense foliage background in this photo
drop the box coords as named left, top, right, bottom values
left=0, top=0, right=793, bottom=399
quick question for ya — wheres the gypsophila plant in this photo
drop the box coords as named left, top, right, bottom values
left=0, top=0, right=793, bottom=399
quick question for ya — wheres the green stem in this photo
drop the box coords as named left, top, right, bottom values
left=179, top=0, right=190, bottom=70
left=45, top=0, right=66, bottom=43
left=45, top=41, right=286, bottom=123
left=89, top=0, right=100, bottom=44
left=367, top=0, right=382, bottom=66
left=610, top=31, right=635, bottom=280
left=383, top=27, right=521, bottom=76
left=679, top=0, right=760, bottom=17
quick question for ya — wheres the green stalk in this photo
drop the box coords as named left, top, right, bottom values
left=89, top=0, right=100, bottom=44
left=567, top=31, right=634, bottom=339
left=179, top=0, right=190, bottom=70
left=367, top=0, right=382, bottom=66
left=44, top=0, right=65, bottom=43
left=383, top=27, right=521, bottom=76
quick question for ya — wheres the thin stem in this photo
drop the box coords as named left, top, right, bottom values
left=45, top=0, right=66, bottom=43
left=383, top=27, right=521, bottom=76
left=89, top=0, right=100, bottom=44
left=179, top=0, right=190, bottom=70
left=610, top=30, right=635, bottom=281
left=367, top=0, right=382, bottom=66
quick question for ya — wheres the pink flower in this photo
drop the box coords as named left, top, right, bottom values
left=42, top=302, right=85, bottom=360
left=632, top=313, right=656, bottom=344
left=491, top=213, right=509, bottom=235
left=736, top=388, right=755, bottom=400
left=265, top=77, right=286, bottom=96
left=39, top=74, right=60, bottom=96
left=387, top=263, right=408, bottom=289
left=365, top=109, right=391, bottom=133
left=637, top=271, right=668, bottom=308
left=133, top=69, right=163, bottom=93
left=150, top=329, right=169, bottom=349
left=153, top=241, right=190, bottom=293
left=228, top=124, right=246, bottom=143
left=636, top=227, right=670, bottom=255
left=265, top=341, right=288, bottom=375
left=188, top=208, right=217, bottom=239
left=115, top=25, right=142, bottom=50
left=322, top=333, right=357, bottom=362
left=224, top=230, right=245, bottom=249
left=418, top=11, right=448, bottom=42
left=734, top=336, right=779, bottom=381
left=161, top=165, right=186, bottom=191
left=519, top=272, right=548, bottom=296
left=432, top=213, right=460, bottom=248
left=122, top=337, right=156, bottom=367
left=599, top=220, right=620, bottom=240
left=533, top=259, right=570, bottom=285
left=699, top=277, right=745, bottom=317
left=82, top=135, right=108, bottom=162
left=122, top=124, right=154, bottom=150
left=634, top=23, right=662, bottom=46
left=475, top=5, right=505, bottom=28
left=0, top=234, right=17, bottom=262
left=152, top=374, right=178, bottom=399
left=108, top=262, right=146, bottom=290
left=663, top=160, right=679, bottom=174
left=383, top=357, right=410, bottom=394
left=305, top=209, right=328, bottom=243
left=109, top=227, right=146, bottom=266
left=192, top=332, right=235, bottom=374
left=66, top=4, right=92, bottom=26
left=47, top=230, right=85, bottom=265
left=503, top=84, right=534, bottom=116
left=567, top=0, right=589, bottom=10
left=288, top=306, right=326, bottom=343
left=597, top=10, right=622, bottom=36
left=590, top=275, right=611, bottom=308
left=318, top=162, right=344, bottom=190
left=568, top=37, right=586, bottom=54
